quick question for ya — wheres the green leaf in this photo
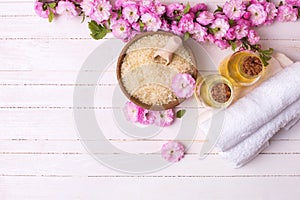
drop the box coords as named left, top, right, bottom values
left=88, top=20, right=110, bottom=40
left=48, top=2, right=57, bottom=9
left=214, top=5, right=223, bottom=13
left=183, top=32, right=190, bottom=41
left=175, top=16, right=182, bottom=21
left=176, top=110, right=186, bottom=118
left=228, top=40, right=237, bottom=51
left=183, top=2, right=191, bottom=14
left=139, top=21, right=145, bottom=32
left=48, top=9, right=54, bottom=23
left=229, top=19, right=235, bottom=26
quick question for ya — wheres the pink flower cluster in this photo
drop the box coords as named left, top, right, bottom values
left=35, top=0, right=300, bottom=49
left=124, top=101, right=175, bottom=127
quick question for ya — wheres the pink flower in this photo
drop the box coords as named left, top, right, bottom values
left=264, top=2, right=278, bottom=25
left=247, top=4, right=267, bottom=26
left=56, top=1, right=79, bottom=18
left=277, top=5, right=298, bottom=22
left=243, top=11, right=251, bottom=20
left=122, top=4, right=140, bottom=24
left=223, top=0, right=246, bottom=20
left=171, top=73, right=196, bottom=98
left=248, top=29, right=260, bottom=45
left=34, top=1, right=50, bottom=18
left=286, top=0, right=300, bottom=7
left=210, top=18, right=230, bottom=40
left=225, top=28, right=235, bottom=40
left=234, top=24, right=249, bottom=40
left=160, top=19, right=170, bottom=31
left=192, top=23, right=208, bottom=42
left=90, top=0, right=112, bottom=24
left=154, top=0, right=166, bottom=16
left=111, top=19, right=131, bottom=40
left=170, top=21, right=183, bottom=36
left=80, top=0, right=95, bottom=16
left=138, top=109, right=156, bottom=125
left=124, top=101, right=142, bottom=122
left=215, top=39, right=230, bottom=50
left=190, top=3, right=207, bottom=14
left=154, top=109, right=175, bottom=127
left=196, top=11, right=215, bottom=26
left=178, top=14, right=194, bottom=32
left=205, top=34, right=215, bottom=43
left=141, top=12, right=161, bottom=31
left=161, top=141, right=185, bottom=162
left=166, top=3, right=184, bottom=18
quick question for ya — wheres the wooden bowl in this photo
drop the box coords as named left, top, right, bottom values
left=116, top=31, right=198, bottom=111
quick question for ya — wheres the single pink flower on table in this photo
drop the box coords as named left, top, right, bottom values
left=247, top=4, right=267, bottom=26
left=141, top=12, right=162, bottom=32
left=154, top=109, right=175, bottom=127
left=34, top=1, right=50, bottom=18
left=171, top=73, right=196, bottom=99
left=196, top=11, right=215, bottom=26
left=161, top=141, right=185, bottom=162
left=123, top=101, right=142, bottom=122
left=56, top=1, right=79, bottom=18
left=178, top=14, right=194, bottom=32
left=264, top=2, right=278, bottom=24
left=166, top=3, right=184, bottom=18
left=90, top=0, right=112, bottom=24
left=277, top=5, right=298, bottom=22
left=111, top=18, right=131, bottom=40
left=223, top=0, right=246, bottom=20
left=248, top=29, right=260, bottom=45
left=191, top=23, right=208, bottom=42
left=80, top=0, right=95, bottom=16
left=122, top=4, right=140, bottom=24
left=138, top=109, right=156, bottom=125
left=210, top=18, right=230, bottom=40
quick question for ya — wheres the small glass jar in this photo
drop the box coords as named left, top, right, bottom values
left=195, top=75, right=234, bottom=109
left=219, top=51, right=265, bottom=86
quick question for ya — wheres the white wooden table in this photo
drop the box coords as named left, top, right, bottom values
left=1, top=0, right=300, bottom=199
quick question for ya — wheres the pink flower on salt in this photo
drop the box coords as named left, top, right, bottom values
left=171, top=73, right=196, bottom=99
left=34, top=1, right=50, bottom=18
left=56, top=1, right=79, bottom=18
left=161, top=141, right=185, bottom=162
left=123, top=101, right=142, bottom=122
left=154, top=109, right=175, bottom=127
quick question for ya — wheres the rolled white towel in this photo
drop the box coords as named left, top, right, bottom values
left=220, top=98, right=300, bottom=168
left=200, top=62, right=300, bottom=151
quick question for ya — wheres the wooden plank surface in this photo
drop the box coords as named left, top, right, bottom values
left=1, top=0, right=300, bottom=199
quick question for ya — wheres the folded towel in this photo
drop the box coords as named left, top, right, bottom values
left=220, top=98, right=300, bottom=168
left=200, top=62, right=300, bottom=151
left=283, top=117, right=300, bottom=131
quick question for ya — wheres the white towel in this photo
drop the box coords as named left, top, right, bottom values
left=200, top=62, right=300, bottom=151
left=220, top=98, right=300, bottom=168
